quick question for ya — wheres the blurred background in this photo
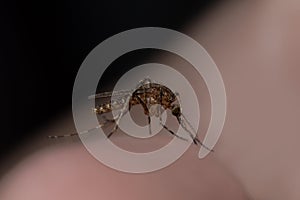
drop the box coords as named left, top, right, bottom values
left=1, top=0, right=300, bottom=199
left=0, top=0, right=218, bottom=163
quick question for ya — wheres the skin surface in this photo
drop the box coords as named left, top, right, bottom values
left=1, top=0, right=300, bottom=199
left=188, top=1, right=300, bottom=199
left=0, top=137, right=248, bottom=200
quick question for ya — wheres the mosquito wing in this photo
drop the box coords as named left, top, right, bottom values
left=88, top=89, right=134, bottom=100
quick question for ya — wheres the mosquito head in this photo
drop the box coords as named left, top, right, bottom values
left=171, top=105, right=181, bottom=117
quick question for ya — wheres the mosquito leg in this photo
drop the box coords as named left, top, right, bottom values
left=101, top=115, right=116, bottom=123
left=160, top=122, right=187, bottom=141
left=107, top=96, right=131, bottom=138
left=178, top=114, right=214, bottom=152
left=107, top=113, right=124, bottom=138
left=142, top=80, right=152, bottom=135
left=133, top=77, right=154, bottom=135
left=177, top=116, right=198, bottom=144
left=158, top=86, right=163, bottom=124
left=107, top=125, right=118, bottom=138
left=174, top=92, right=212, bottom=150
left=48, top=110, right=114, bottom=139
left=135, top=96, right=152, bottom=135
left=174, top=91, right=196, bottom=141
left=147, top=115, right=152, bottom=135
left=48, top=133, right=78, bottom=139
left=48, top=123, right=105, bottom=139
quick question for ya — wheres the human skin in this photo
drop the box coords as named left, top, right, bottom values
left=187, top=1, right=300, bottom=199
left=0, top=137, right=249, bottom=200
left=1, top=0, right=300, bottom=199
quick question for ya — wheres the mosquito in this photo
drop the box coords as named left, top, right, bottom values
left=48, top=78, right=213, bottom=152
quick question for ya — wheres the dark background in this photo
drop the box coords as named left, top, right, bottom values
left=0, top=0, right=218, bottom=160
